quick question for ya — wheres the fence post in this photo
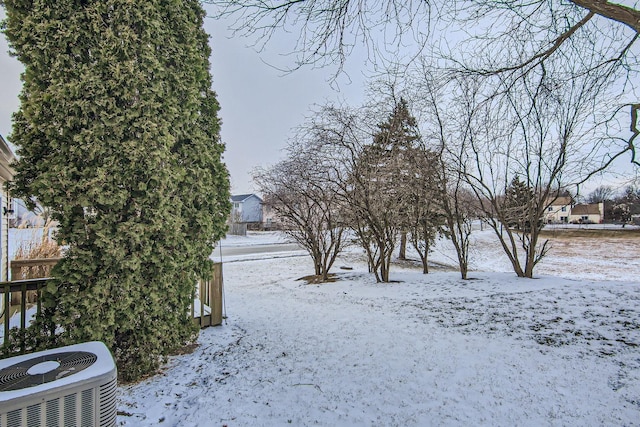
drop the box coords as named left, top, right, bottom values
left=192, top=263, right=223, bottom=328
left=211, top=263, right=223, bottom=326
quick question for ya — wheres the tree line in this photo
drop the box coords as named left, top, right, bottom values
left=588, top=185, right=640, bottom=224
left=255, top=88, right=583, bottom=283
left=221, top=0, right=638, bottom=282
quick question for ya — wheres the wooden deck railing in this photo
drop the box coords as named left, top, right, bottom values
left=193, top=262, right=224, bottom=328
left=10, top=258, right=60, bottom=282
left=0, top=278, right=51, bottom=349
left=1, top=260, right=224, bottom=351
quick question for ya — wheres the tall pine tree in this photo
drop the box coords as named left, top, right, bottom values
left=503, top=175, right=535, bottom=230
left=2, top=0, right=230, bottom=380
left=350, top=98, right=422, bottom=282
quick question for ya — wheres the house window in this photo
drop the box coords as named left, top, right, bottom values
left=233, top=203, right=240, bottom=209
left=561, top=206, right=566, bottom=212
left=548, top=207, right=553, bottom=211
left=582, top=216, right=589, bottom=221
left=560, top=216, right=567, bottom=222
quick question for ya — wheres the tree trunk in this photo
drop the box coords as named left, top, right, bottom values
left=399, top=232, right=407, bottom=260
left=380, top=262, right=389, bottom=282
left=314, top=259, right=322, bottom=276
left=459, top=263, right=467, bottom=280
left=419, top=253, right=429, bottom=274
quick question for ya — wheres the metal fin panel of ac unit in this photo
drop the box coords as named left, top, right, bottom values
left=0, top=376, right=117, bottom=427
left=26, top=404, right=38, bottom=426
left=0, top=342, right=117, bottom=427
left=64, top=393, right=76, bottom=426
left=98, top=377, right=117, bottom=427
left=6, top=409, right=19, bottom=427
left=45, top=399, right=58, bottom=427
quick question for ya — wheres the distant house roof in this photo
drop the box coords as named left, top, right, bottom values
left=231, top=194, right=262, bottom=203
left=571, top=204, right=600, bottom=215
left=547, top=196, right=572, bottom=206
left=0, top=134, right=16, bottom=183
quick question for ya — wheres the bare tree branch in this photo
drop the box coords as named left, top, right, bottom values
left=474, top=11, right=595, bottom=76
left=206, top=0, right=433, bottom=74
left=570, top=0, right=640, bottom=32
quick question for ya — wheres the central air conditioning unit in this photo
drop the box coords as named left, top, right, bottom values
left=0, top=341, right=117, bottom=427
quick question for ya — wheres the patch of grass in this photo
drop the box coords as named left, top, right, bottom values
left=169, top=342, right=200, bottom=356
left=297, top=274, right=339, bottom=284
left=539, top=228, right=640, bottom=239
left=14, top=221, right=62, bottom=260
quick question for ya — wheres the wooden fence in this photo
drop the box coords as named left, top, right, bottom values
left=228, top=222, right=247, bottom=236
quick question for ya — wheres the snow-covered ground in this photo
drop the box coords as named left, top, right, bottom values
left=118, top=229, right=640, bottom=426
left=218, top=231, right=290, bottom=248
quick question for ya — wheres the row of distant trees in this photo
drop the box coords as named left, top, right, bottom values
left=257, top=91, right=639, bottom=283
left=256, top=99, right=473, bottom=282
left=221, top=0, right=638, bottom=282
left=255, top=79, right=602, bottom=282
left=588, top=185, right=640, bottom=224
left=229, top=0, right=639, bottom=283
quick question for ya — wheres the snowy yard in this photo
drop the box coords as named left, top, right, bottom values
left=116, top=229, right=640, bottom=426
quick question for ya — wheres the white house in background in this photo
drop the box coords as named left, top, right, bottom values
left=230, top=194, right=263, bottom=225
left=569, top=203, right=604, bottom=224
left=545, top=196, right=573, bottom=224
left=260, top=194, right=285, bottom=230
left=544, top=195, right=604, bottom=224
left=0, top=134, right=16, bottom=281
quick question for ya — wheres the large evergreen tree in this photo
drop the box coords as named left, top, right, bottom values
left=1, top=0, right=230, bottom=380
left=349, top=99, right=421, bottom=282
left=503, top=176, right=535, bottom=230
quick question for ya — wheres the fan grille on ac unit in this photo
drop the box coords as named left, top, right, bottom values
left=0, top=351, right=97, bottom=392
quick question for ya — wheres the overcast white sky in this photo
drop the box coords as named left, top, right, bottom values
left=0, top=5, right=366, bottom=195
left=1, top=5, right=636, bottom=197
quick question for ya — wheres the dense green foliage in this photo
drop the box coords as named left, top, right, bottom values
left=1, top=0, right=230, bottom=380
left=503, top=176, right=535, bottom=230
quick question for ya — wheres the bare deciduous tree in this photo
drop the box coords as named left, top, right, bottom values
left=408, top=56, right=610, bottom=278
left=348, top=146, right=401, bottom=282
left=448, top=64, right=603, bottom=277
left=440, top=181, right=476, bottom=280
left=301, top=104, right=390, bottom=278
left=405, top=146, right=447, bottom=274
left=345, top=99, right=422, bottom=282
left=412, top=72, right=477, bottom=279
left=588, top=185, right=615, bottom=203
left=253, top=139, right=346, bottom=282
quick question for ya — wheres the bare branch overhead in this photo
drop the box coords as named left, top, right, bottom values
left=570, top=0, right=640, bottom=32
